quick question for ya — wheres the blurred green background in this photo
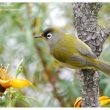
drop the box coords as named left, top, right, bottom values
left=0, top=3, right=110, bottom=107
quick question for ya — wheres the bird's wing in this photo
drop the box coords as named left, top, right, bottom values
left=75, top=38, right=96, bottom=59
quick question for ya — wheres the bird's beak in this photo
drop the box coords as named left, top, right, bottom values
left=34, top=34, right=42, bottom=38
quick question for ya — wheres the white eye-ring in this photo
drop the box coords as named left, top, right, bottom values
left=47, top=33, right=52, bottom=39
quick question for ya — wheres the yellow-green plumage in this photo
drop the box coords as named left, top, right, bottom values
left=51, top=34, right=96, bottom=69
left=35, top=27, right=110, bottom=76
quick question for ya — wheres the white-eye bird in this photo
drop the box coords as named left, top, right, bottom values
left=35, top=27, right=110, bottom=76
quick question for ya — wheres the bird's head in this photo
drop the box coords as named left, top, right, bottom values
left=35, top=27, right=63, bottom=48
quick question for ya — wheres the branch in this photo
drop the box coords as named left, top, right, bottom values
left=35, top=45, right=66, bottom=107
left=26, top=3, right=66, bottom=107
left=72, top=3, right=105, bottom=107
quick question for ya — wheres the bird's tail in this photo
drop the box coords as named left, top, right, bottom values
left=95, top=59, right=110, bottom=76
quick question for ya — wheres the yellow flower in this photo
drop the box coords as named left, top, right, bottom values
left=100, top=96, right=110, bottom=106
left=0, top=65, right=32, bottom=90
left=74, top=96, right=110, bottom=107
left=73, top=97, right=82, bottom=107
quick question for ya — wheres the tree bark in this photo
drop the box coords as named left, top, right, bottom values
left=73, top=3, right=110, bottom=107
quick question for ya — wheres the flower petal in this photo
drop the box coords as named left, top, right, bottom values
left=100, top=96, right=110, bottom=106
left=74, top=97, right=82, bottom=107
left=11, top=79, right=32, bottom=88
left=0, top=79, right=11, bottom=88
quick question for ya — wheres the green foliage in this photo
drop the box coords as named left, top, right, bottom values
left=0, top=88, right=41, bottom=107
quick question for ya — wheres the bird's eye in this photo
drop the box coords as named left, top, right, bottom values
left=47, top=33, right=52, bottom=39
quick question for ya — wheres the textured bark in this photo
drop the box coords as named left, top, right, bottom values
left=73, top=3, right=110, bottom=107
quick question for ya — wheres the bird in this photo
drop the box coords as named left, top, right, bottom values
left=35, top=27, right=110, bottom=76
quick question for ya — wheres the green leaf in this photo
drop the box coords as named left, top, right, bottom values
left=16, top=59, right=24, bottom=77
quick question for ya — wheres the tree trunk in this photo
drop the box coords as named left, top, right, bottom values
left=73, top=3, right=110, bottom=107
